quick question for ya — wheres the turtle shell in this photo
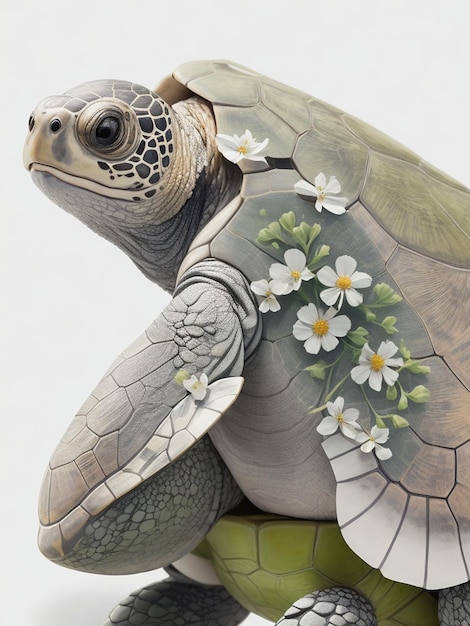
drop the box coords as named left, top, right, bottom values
left=196, top=514, right=438, bottom=625
left=173, top=61, right=470, bottom=591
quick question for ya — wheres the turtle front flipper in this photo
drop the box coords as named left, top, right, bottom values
left=276, top=588, right=377, bottom=626
left=102, top=578, right=249, bottom=626
left=37, top=259, right=259, bottom=573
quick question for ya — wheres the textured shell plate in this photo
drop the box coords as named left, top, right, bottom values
left=174, top=60, right=470, bottom=590
left=197, top=514, right=437, bottom=625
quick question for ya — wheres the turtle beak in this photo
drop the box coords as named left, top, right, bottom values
left=23, top=102, right=75, bottom=172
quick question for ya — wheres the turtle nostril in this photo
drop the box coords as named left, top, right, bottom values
left=28, top=115, right=35, bottom=132
left=50, top=118, right=62, bottom=133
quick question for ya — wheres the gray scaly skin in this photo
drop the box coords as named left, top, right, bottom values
left=24, top=76, right=468, bottom=625
left=276, top=589, right=377, bottom=626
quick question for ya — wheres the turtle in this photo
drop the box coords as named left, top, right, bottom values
left=23, top=59, right=470, bottom=626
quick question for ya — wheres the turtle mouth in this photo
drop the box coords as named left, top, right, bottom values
left=28, top=162, right=149, bottom=201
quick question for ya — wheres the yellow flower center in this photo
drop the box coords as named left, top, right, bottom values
left=291, top=270, right=302, bottom=280
left=317, top=190, right=326, bottom=201
left=237, top=144, right=248, bottom=154
left=336, top=275, right=352, bottom=290
left=370, top=354, right=385, bottom=372
left=265, top=289, right=272, bottom=297
left=336, top=412, right=344, bottom=423
left=313, top=319, right=329, bottom=336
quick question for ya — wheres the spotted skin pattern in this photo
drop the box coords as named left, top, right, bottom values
left=57, top=80, right=173, bottom=200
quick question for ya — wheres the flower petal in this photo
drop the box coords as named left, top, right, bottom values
left=328, top=315, right=352, bottom=337
left=293, top=320, right=313, bottom=341
left=341, top=422, right=360, bottom=440
left=320, top=334, right=339, bottom=352
left=335, top=255, right=357, bottom=276
left=317, top=415, right=339, bottom=435
left=360, top=440, right=375, bottom=453
left=324, top=176, right=341, bottom=194
left=350, top=365, right=371, bottom=384
left=378, top=340, right=400, bottom=359
left=296, top=303, right=318, bottom=325
left=350, top=271, right=372, bottom=288
left=284, top=248, right=307, bottom=270
left=322, top=197, right=348, bottom=215
left=381, top=366, right=400, bottom=387
left=376, top=446, right=393, bottom=460
left=368, top=369, right=383, bottom=392
left=294, top=179, right=318, bottom=198
left=319, top=287, right=341, bottom=306
left=344, top=287, right=364, bottom=307
left=304, top=335, right=322, bottom=354
left=314, top=172, right=327, bottom=188
left=317, top=265, right=339, bottom=287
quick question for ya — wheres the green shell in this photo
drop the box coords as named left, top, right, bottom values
left=196, top=514, right=437, bottom=625
left=174, top=60, right=470, bottom=591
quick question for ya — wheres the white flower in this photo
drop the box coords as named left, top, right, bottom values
left=269, top=249, right=315, bottom=295
left=250, top=279, right=281, bottom=313
left=183, top=373, right=209, bottom=401
left=351, top=341, right=403, bottom=392
left=356, top=425, right=393, bottom=460
left=294, top=173, right=348, bottom=214
left=293, top=303, right=351, bottom=354
left=317, top=396, right=360, bottom=439
left=317, top=255, right=372, bottom=309
left=215, top=129, right=269, bottom=164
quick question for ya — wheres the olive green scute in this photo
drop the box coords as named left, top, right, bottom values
left=174, top=60, right=261, bottom=106
left=362, top=153, right=470, bottom=267
left=214, top=104, right=298, bottom=158
left=292, top=126, right=368, bottom=205
left=261, top=83, right=312, bottom=133
left=343, top=114, right=421, bottom=167
left=201, top=516, right=438, bottom=625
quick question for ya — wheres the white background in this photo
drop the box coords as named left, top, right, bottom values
left=2, top=1, right=470, bottom=624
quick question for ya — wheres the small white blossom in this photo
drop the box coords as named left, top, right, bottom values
left=269, top=249, right=314, bottom=295
left=317, top=255, right=372, bottom=309
left=216, top=129, right=269, bottom=164
left=294, top=173, right=348, bottom=214
left=293, top=303, right=351, bottom=354
left=356, top=425, right=393, bottom=460
left=183, top=373, right=209, bottom=401
left=317, top=396, right=360, bottom=439
left=250, top=279, right=281, bottom=313
left=351, top=341, right=403, bottom=392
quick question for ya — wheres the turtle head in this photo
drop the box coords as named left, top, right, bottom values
left=24, top=80, right=230, bottom=290
left=24, top=80, right=179, bottom=213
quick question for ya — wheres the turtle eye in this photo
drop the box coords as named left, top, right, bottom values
left=77, top=101, right=139, bottom=158
left=95, top=116, right=121, bottom=147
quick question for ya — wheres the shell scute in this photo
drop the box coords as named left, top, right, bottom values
left=363, top=153, right=470, bottom=266
left=177, top=60, right=470, bottom=590
left=200, top=515, right=438, bottom=624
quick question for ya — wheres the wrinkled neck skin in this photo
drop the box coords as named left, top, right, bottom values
left=33, top=97, right=241, bottom=293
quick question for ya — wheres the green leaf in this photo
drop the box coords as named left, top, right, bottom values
left=403, top=359, right=431, bottom=374
left=279, top=211, right=296, bottom=232
left=348, top=326, right=369, bottom=347
left=375, top=415, right=386, bottom=429
left=363, top=307, right=377, bottom=322
left=391, top=414, right=409, bottom=428
left=386, top=384, right=398, bottom=401
left=407, top=385, right=430, bottom=403
left=259, top=209, right=267, bottom=217
left=381, top=315, right=398, bottom=334
left=256, top=221, right=283, bottom=245
left=371, top=283, right=402, bottom=307
left=399, top=338, right=411, bottom=360
left=309, top=244, right=330, bottom=268
left=292, top=222, right=322, bottom=254
left=398, top=392, right=409, bottom=410
left=304, top=360, right=328, bottom=380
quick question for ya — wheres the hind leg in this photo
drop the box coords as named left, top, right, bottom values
left=275, top=587, right=377, bottom=626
